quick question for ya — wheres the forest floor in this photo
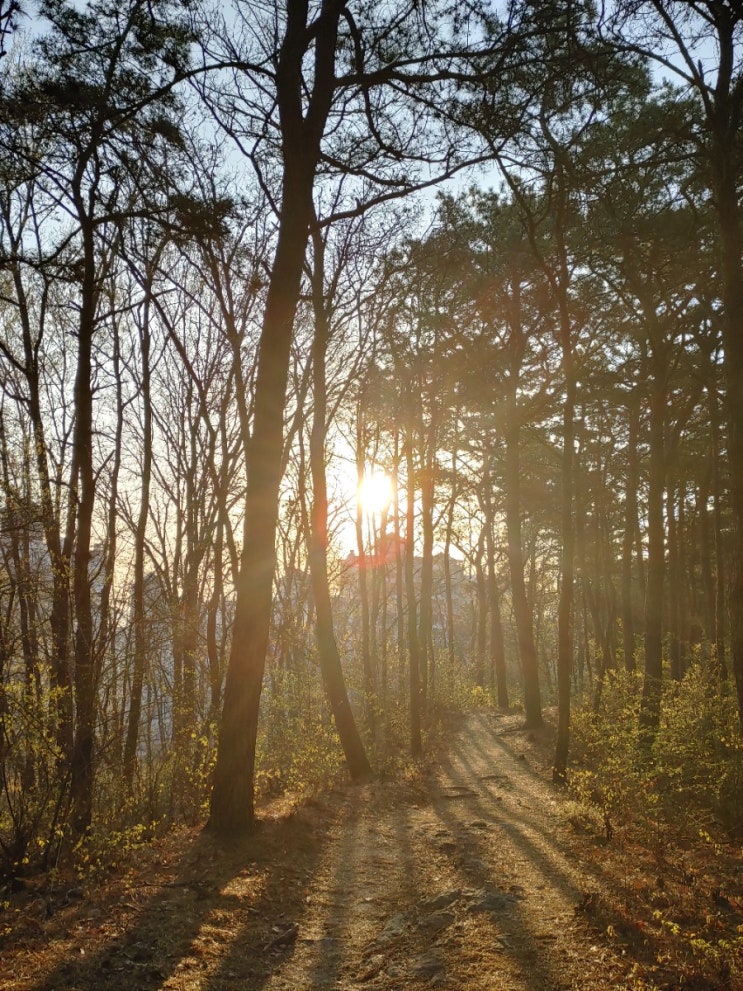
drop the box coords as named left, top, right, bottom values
left=3, top=709, right=743, bottom=991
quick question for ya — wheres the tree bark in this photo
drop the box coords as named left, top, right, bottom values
left=552, top=206, right=575, bottom=779
left=405, top=438, right=423, bottom=756
left=70, top=211, right=97, bottom=836
left=504, top=382, right=542, bottom=728
left=208, top=0, right=344, bottom=834
left=306, top=227, right=371, bottom=780
left=621, top=393, right=641, bottom=672
left=639, top=340, right=666, bottom=746
left=124, top=271, right=154, bottom=785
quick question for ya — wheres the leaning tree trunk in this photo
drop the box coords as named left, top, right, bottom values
left=307, top=227, right=371, bottom=780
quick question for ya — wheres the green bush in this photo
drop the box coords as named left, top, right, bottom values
left=0, top=677, right=69, bottom=876
left=654, top=666, right=743, bottom=836
left=570, top=663, right=743, bottom=843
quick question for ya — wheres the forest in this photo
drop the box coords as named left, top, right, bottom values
left=0, top=1, right=743, bottom=985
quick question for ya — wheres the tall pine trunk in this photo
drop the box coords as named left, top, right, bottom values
left=208, top=0, right=343, bottom=834
left=405, top=438, right=422, bottom=756
left=503, top=411, right=542, bottom=728
left=639, top=340, right=666, bottom=746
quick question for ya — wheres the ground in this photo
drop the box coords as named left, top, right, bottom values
left=2, top=711, right=743, bottom=990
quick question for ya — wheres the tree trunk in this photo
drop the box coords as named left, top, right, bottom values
left=11, top=263, right=74, bottom=761
left=698, top=469, right=715, bottom=660
left=306, top=228, right=371, bottom=780
left=208, top=0, right=343, bottom=835
left=667, top=480, right=682, bottom=681
left=70, top=217, right=97, bottom=836
left=485, top=517, right=508, bottom=708
left=206, top=518, right=224, bottom=725
left=393, top=434, right=406, bottom=697
left=474, top=529, right=487, bottom=689
left=418, top=433, right=436, bottom=705
left=405, top=438, right=422, bottom=756
left=710, top=386, right=728, bottom=679
left=443, top=428, right=459, bottom=675
left=124, top=276, right=154, bottom=785
left=639, top=341, right=666, bottom=746
left=95, top=308, right=123, bottom=755
left=708, top=19, right=743, bottom=731
left=622, top=394, right=641, bottom=672
left=553, top=245, right=575, bottom=779
left=355, top=405, right=375, bottom=733
left=503, top=407, right=542, bottom=728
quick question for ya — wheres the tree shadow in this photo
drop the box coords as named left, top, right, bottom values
left=207, top=778, right=432, bottom=990
left=24, top=797, right=335, bottom=991
left=420, top=711, right=628, bottom=988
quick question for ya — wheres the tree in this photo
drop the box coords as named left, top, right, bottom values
left=602, top=1, right=743, bottom=730
left=206, top=0, right=518, bottom=834
left=581, top=87, right=710, bottom=740
left=306, top=217, right=371, bottom=779
left=3, top=0, right=201, bottom=832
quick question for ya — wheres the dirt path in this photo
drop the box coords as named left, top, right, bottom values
left=6, top=712, right=635, bottom=991
left=256, top=710, right=626, bottom=991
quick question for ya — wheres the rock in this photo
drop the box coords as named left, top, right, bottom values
left=410, top=950, right=444, bottom=978
left=420, top=889, right=461, bottom=912
left=357, top=953, right=386, bottom=980
left=375, top=912, right=407, bottom=944
left=462, top=887, right=518, bottom=913
left=465, top=857, right=491, bottom=873
left=265, top=922, right=299, bottom=951
left=418, top=910, right=455, bottom=935
left=442, top=786, right=477, bottom=799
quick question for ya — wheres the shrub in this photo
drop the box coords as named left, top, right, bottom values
left=570, top=662, right=743, bottom=844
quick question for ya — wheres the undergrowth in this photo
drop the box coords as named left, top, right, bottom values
left=0, top=652, right=493, bottom=883
left=569, top=663, right=743, bottom=990
left=570, top=665, right=743, bottom=844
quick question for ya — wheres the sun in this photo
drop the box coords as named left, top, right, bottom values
left=358, top=471, right=393, bottom=515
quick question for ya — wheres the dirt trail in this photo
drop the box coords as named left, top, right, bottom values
left=258, top=710, right=625, bottom=991
left=7, top=712, right=632, bottom=991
